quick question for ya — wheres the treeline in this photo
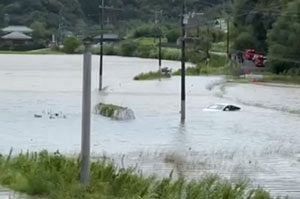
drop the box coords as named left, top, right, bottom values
left=231, top=0, right=300, bottom=74
left=0, top=0, right=222, bottom=35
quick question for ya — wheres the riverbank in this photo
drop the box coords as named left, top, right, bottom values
left=0, top=151, right=272, bottom=199
left=0, top=48, right=64, bottom=55
left=1, top=49, right=298, bottom=85
left=229, top=74, right=300, bottom=85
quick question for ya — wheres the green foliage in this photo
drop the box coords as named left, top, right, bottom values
left=232, top=31, right=256, bottom=51
left=0, top=151, right=273, bottom=199
left=30, top=21, right=50, bottom=47
left=135, top=38, right=157, bottom=58
left=63, top=37, right=81, bottom=54
left=132, top=24, right=161, bottom=38
left=120, top=40, right=138, bottom=56
left=173, top=54, right=228, bottom=76
left=232, top=0, right=282, bottom=52
left=134, top=71, right=171, bottom=80
left=166, top=28, right=180, bottom=43
left=162, top=48, right=181, bottom=60
left=0, top=0, right=84, bottom=33
left=267, top=0, right=300, bottom=74
left=96, top=103, right=123, bottom=118
left=212, top=42, right=227, bottom=53
left=262, top=74, right=300, bottom=84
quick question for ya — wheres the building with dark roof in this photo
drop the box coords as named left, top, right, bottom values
left=0, top=25, right=33, bottom=50
left=2, top=26, right=33, bottom=33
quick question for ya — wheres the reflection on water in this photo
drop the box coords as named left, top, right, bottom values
left=0, top=55, right=300, bottom=198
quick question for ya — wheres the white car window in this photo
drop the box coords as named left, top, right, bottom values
left=208, top=104, right=225, bottom=110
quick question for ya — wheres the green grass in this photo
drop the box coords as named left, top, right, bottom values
left=0, top=48, right=64, bottom=55
left=230, top=74, right=300, bottom=85
left=211, top=42, right=227, bottom=53
left=0, top=151, right=273, bottom=199
left=134, top=71, right=171, bottom=80
left=262, top=74, right=300, bottom=84
left=95, top=103, right=125, bottom=118
left=173, top=54, right=228, bottom=76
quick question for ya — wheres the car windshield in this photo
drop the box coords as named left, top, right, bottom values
left=207, top=104, right=226, bottom=110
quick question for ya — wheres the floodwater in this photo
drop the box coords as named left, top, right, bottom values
left=0, top=55, right=300, bottom=198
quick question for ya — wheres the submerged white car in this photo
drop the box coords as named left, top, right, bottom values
left=203, top=103, right=241, bottom=112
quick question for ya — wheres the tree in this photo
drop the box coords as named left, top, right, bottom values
left=232, top=0, right=281, bottom=52
left=63, top=37, right=81, bottom=54
left=166, top=28, right=180, bottom=43
left=31, top=21, right=50, bottom=48
left=267, top=0, right=300, bottom=74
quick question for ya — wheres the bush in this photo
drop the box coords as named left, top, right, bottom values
left=233, top=32, right=256, bottom=51
left=166, top=28, right=180, bottom=43
left=120, top=41, right=138, bottom=56
left=135, top=41, right=156, bottom=58
left=133, top=24, right=160, bottom=38
left=104, top=45, right=119, bottom=55
left=134, top=71, right=171, bottom=80
left=63, top=37, right=81, bottom=54
left=162, top=48, right=181, bottom=60
left=267, top=0, right=300, bottom=74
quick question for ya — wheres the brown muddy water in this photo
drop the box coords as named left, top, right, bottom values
left=0, top=55, right=299, bottom=198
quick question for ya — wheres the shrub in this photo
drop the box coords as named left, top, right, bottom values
left=120, top=41, right=138, bottom=56
left=166, top=28, right=180, bottom=43
left=63, top=37, right=81, bottom=54
left=233, top=32, right=256, bottom=51
left=134, top=71, right=171, bottom=80
left=133, top=24, right=160, bottom=38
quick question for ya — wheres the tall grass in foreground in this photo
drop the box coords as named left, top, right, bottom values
left=0, top=151, right=273, bottom=199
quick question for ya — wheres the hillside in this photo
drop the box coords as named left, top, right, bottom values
left=0, top=0, right=223, bottom=36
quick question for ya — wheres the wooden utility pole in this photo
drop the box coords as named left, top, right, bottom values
left=155, top=10, right=163, bottom=74
left=181, top=0, right=187, bottom=123
left=99, top=0, right=104, bottom=91
left=226, top=17, right=230, bottom=58
left=80, top=38, right=92, bottom=186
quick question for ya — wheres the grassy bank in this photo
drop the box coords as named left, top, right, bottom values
left=173, top=54, right=228, bottom=76
left=0, top=48, right=64, bottom=55
left=229, top=74, right=300, bottom=85
left=262, top=74, right=300, bottom=84
left=0, top=151, right=273, bottom=199
left=134, top=71, right=171, bottom=80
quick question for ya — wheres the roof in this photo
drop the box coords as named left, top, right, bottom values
left=1, top=32, right=32, bottom=40
left=94, top=33, right=120, bottom=41
left=2, top=26, right=33, bottom=33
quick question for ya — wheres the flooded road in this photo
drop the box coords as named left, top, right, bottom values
left=0, top=55, right=299, bottom=198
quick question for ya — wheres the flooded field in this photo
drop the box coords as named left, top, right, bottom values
left=0, top=55, right=299, bottom=198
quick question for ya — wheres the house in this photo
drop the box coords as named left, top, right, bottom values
left=94, top=33, right=121, bottom=43
left=0, top=25, right=33, bottom=50
left=2, top=25, right=33, bottom=34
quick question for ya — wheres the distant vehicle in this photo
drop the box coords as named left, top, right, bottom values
left=244, top=49, right=256, bottom=60
left=253, top=54, right=266, bottom=67
left=203, top=104, right=241, bottom=112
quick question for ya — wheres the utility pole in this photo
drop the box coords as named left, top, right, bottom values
left=97, top=1, right=122, bottom=90
left=155, top=10, right=163, bottom=74
left=226, top=17, right=230, bottom=59
left=99, top=0, right=104, bottom=91
left=80, top=37, right=92, bottom=186
left=181, top=0, right=187, bottom=123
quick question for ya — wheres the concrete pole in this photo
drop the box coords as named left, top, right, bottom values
left=80, top=39, right=92, bottom=186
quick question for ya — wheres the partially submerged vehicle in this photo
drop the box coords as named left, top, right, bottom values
left=203, top=104, right=241, bottom=112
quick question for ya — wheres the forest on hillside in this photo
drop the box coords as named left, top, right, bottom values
left=0, top=0, right=299, bottom=73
